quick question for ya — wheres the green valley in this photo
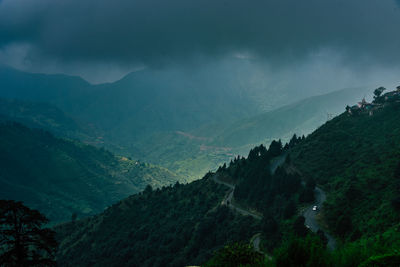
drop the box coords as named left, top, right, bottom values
left=0, top=66, right=372, bottom=180
left=0, top=122, right=179, bottom=223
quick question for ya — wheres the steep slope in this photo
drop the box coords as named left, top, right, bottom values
left=203, top=91, right=400, bottom=266
left=55, top=140, right=313, bottom=266
left=56, top=176, right=260, bottom=267
left=0, top=122, right=179, bottom=222
left=291, top=93, right=400, bottom=241
left=212, top=87, right=370, bottom=150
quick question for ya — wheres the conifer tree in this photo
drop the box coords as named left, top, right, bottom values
left=0, top=200, right=57, bottom=266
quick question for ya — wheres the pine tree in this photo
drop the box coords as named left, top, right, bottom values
left=0, top=200, right=57, bottom=266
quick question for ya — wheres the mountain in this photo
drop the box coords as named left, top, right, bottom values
left=129, top=87, right=371, bottom=179
left=56, top=176, right=260, bottom=266
left=68, top=67, right=259, bottom=141
left=0, top=64, right=260, bottom=180
left=0, top=62, right=260, bottom=141
left=211, top=87, right=371, bottom=151
left=290, top=93, right=400, bottom=241
left=0, top=98, right=98, bottom=142
left=0, top=122, right=179, bottom=222
left=0, top=65, right=91, bottom=107
left=0, top=65, right=375, bottom=181
left=1, top=63, right=367, bottom=143
left=56, top=88, right=400, bottom=266
left=54, top=137, right=312, bottom=266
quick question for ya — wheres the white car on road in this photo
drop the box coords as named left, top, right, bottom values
left=312, top=205, right=318, bottom=211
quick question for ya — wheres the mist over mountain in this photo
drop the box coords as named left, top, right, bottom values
left=0, top=64, right=378, bottom=179
left=56, top=97, right=400, bottom=266
left=1, top=0, right=400, bottom=266
left=212, top=87, right=372, bottom=150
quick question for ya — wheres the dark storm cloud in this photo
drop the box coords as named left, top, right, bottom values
left=0, top=0, right=400, bottom=67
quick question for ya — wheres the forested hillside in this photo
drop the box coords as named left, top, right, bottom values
left=291, top=94, right=400, bottom=242
left=56, top=177, right=260, bottom=266
left=55, top=89, right=400, bottom=267
left=207, top=88, right=400, bottom=266
left=55, top=137, right=315, bottom=266
left=0, top=122, right=179, bottom=222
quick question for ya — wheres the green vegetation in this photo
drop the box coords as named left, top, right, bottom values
left=212, top=87, right=369, bottom=150
left=131, top=131, right=233, bottom=180
left=0, top=66, right=371, bottom=180
left=3, top=67, right=399, bottom=266
left=205, top=88, right=400, bottom=266
left=206, top=231, right=400, bottom=267
left=55, top=176, right=260, bottom=266
left=215, top=136, right=308, bottom=251
left=0, top=122, right=179, bottom=222
left=273, top=235, right=330, bottom=267
left=0, top=98, right=100, bottom=145
left=291, top=97, right=400, bottom=241
left=204, top=242, right=264, bottom=267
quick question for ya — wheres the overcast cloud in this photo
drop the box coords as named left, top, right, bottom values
left=0, top=0, right=399, bottom=82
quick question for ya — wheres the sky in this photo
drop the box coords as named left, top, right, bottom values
left=0, top=0, right=400, bottom=84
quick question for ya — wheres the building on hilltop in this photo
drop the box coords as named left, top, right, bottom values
left=348, top=86, right=400, bottom=116
left=357, top=97, right=367, bottom=108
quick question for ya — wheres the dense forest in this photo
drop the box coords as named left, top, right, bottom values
left=55, top=177, right=260, bottom=266
left=206, top=89, right=400, bottom=266
left=291, top=94, right=400, bottom=242
left=55, top=133, right=317, bottom=266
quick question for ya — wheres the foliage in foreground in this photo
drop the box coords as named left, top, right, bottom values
left=204, top=242, right=264, bottom=267
left=0, top=200, right=57, bottom=266
left=207, top=231, right=400, bottom=267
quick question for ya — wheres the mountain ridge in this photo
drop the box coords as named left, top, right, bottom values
left=56, top=88, right=400, bottom=266
left=0, top=122, right=179, bottom=222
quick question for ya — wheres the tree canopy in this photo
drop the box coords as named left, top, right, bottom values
left=0, top=200, right=57, bottom=266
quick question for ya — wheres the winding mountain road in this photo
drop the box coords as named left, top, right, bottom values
left=211, top=154, right=287, bottom=253
left=212, top=175, right=262, bottom=220
left=302, top=186, right=337, bottom=250
left=212, top=152, right=336, bottom=254
left=212, top=174, right=263, bottom=253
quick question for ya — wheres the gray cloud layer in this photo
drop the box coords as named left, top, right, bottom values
left=0, top=0, right=400, bottom=69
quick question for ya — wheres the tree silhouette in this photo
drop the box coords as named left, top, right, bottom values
left=373, top=86, right=386, bottom=100
left=0, top=200, right=57, bottom=266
